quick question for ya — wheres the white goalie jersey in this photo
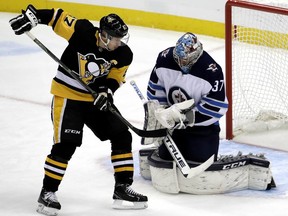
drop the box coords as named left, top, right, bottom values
left=146, top=47, right=228, bottom=127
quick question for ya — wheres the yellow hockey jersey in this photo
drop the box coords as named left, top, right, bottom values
left=39, top=8, right=133, bottom=101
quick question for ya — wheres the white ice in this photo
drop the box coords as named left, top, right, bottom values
left=0, top=12, right=287, bottom=216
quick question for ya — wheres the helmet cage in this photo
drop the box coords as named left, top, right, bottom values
left=100, top=31, right=130, bottom=46
left=173, top=33, right=203, bottom=73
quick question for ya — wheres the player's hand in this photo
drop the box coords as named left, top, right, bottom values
left=9, top=4, right=38, bottom=35
left=93, top=86, right=113, bottom=111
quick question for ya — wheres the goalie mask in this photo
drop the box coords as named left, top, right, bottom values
left=99, top=13, right=130, bottom=47
left=173, top=32, right=203, bottom=73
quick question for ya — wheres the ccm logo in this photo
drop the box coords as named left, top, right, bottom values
left=222, top=161, right=247, bottom=170
left=64, top=129, right=81, bottom=134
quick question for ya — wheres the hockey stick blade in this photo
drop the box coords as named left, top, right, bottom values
left=186, top=154, right=214, bottom=178
left=164, top=133, right=214, bottom=178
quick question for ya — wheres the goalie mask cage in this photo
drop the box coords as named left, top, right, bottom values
left=225, top=0, right=288, bottom=139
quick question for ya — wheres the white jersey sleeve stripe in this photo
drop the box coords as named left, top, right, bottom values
left=202, top=97, right=228, bottom=108
left=196, top=104, right=224, bottom=119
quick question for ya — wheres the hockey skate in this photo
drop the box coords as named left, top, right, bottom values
left=112, top=184, right=148, bottom=209
left=36, top=188, right=61, bottom=216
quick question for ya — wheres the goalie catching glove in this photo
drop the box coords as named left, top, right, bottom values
left=9, top=4, right=39, bottom=35
left=155, top=99, right=195, bottom=130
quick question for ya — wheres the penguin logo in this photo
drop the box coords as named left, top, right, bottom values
left=77, top=53, right=117, bottom=84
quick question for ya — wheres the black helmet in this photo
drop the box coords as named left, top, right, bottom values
left=99, top=14, right=128, bottom=38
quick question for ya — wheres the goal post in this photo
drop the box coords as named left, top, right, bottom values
left=225, top=0, right=288, bottom=139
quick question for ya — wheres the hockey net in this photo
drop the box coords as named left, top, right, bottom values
left=225, top=0, right=288, bottom=139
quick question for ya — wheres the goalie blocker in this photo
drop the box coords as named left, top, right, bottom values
left=139, top=148, right=276, bottom=194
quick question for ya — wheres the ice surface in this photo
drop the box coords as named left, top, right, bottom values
left=1, top=12, right=287, bottom=216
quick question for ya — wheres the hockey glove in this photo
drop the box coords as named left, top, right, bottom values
left=155, top=99, right=195, bottom=130
left=9, top=4, right=39, bottom=35
left=93, top=86, right=113, bottom=111
left=141, top=100, right=166, bottom=145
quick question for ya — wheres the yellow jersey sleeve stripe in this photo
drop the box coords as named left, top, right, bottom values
left=107, top=66, right=129, bottom=85
left=48, top=9, right=77, bottom=41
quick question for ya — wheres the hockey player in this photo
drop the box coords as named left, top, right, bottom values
left=140, top=33, right=276, bottom=194
left=143, top=32, right=228, bottom=163
left=9, top=4, right=147, bottom=215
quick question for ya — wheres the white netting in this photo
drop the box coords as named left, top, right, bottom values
left=231, top=0, right=288, bottom=134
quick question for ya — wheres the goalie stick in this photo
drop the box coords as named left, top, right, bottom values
left=130, top=80, right=214, bottom=178
left=25, top=31, right=167, bottom=138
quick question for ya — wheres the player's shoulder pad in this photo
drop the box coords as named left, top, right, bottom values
left=156, top=47, right=179, bottom=70
left=197, top=51, right=223, bottom=74
left=113, top=44, right=133, bottom=67
left=74, top=19, right=95, bottom=33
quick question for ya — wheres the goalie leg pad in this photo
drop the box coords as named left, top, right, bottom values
left=139, top=147, right=156, bottom=180
left=249, top=165, right=273, bottom=190
left=149, top=160, right=180, bottom=194
left=178, top=165, right=250, bottom=194
left=248, top=155, right=275, bottom=190
left=139, top=148, right=180, bottom=193
left=145, top=151, right=275, bottom=194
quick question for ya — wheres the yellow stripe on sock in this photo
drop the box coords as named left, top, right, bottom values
left=45, top=171, right=63, bottom=181
left=111, top=153, right=133, bottom=160
left=114, top=167, right=134, bottom=172
left=46, top=157, right=67, bottom=168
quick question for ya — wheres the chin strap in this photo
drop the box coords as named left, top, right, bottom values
left=99, top=32, right=111, bottom=50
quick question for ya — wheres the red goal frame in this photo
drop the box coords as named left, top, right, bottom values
left=225, top=0, right=288, bottom=139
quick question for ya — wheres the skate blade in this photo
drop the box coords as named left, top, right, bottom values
left=36, top=203, right=59, bottom=216
left=112, top=200, right=148, bottom=210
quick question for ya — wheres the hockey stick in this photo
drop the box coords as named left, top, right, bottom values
left=25, top=31, right=166, bottom=138
left=130, top=80, right=214, bottom=178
